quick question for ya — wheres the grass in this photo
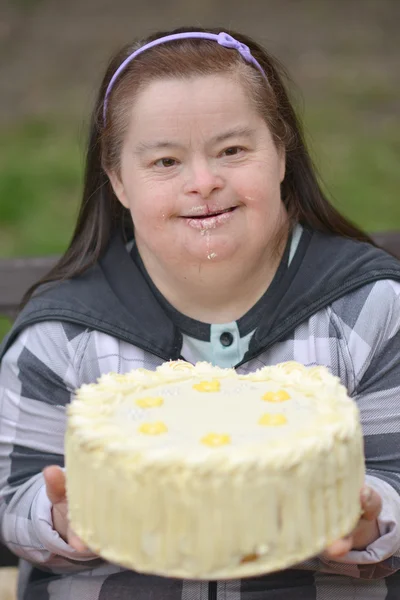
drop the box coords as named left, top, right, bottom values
left=0, top=319, right=11, bottom=343
left=304, top=101, right=400, bottom=231
left=0, top=118, right=83, bottom=257
left=0, top=92, right=399, bottom=341
left=0, top=118, right=83, bottom=340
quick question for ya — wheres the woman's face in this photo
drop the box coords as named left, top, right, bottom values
left=109, top=74, right=286, bottom=269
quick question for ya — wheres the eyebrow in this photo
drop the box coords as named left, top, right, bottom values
left=211, top=126, right=256, bottom=145
left=134, top=126, right=256, bottom=155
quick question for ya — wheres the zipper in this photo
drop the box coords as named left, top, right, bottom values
left=208, top=581, right=217, bottom=600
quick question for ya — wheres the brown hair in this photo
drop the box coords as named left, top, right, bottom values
left=22, top=25, right=373, bottom=306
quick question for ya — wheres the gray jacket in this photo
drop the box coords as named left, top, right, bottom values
left=2, top=228, right=400, bottom=599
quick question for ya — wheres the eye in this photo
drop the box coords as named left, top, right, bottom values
left=154, top=157, right=178, bottom=168
left=221, top=146, right=244, bottom=157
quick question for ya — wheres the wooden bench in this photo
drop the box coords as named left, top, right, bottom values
left=1, top=231, right=400, bottom=568
left=0, top=256, right=58, bottom=320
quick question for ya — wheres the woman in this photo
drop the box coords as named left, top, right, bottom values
left=1, top=26, right=400, bottom=600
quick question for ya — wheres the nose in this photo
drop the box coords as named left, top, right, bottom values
left=183, top=158, right=224, bottom=199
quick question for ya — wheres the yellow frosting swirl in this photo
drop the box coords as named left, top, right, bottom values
left=201, top=433, right=231, bottom=447
left=262, top=390, right=290, bottom=403
left=138, top=422, right=168, bottom=435
left=258, top=413, right=288, bottom=426
left=135, top=396, right=164, bottom=408
left=193, top=380, right=221, bottom=393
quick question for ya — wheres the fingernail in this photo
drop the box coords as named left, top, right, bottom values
left=361, top=487, right=372, bottom=505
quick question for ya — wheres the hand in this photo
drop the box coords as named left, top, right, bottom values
left=322, top=485, right=382, bottom=559
left=43, top=465, right=89, bottom=552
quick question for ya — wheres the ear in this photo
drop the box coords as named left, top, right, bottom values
left=107, top=170, right=129, bottom=209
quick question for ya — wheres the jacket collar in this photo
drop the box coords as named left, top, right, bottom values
left=3, top=229, right=400, bottom=365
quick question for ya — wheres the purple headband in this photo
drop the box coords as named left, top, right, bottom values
left=103, top=31, right=267, bottom=123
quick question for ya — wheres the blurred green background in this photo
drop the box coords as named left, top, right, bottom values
left=1, top=0, right=399, bottom=338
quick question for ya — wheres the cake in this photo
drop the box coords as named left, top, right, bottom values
left=65, top=360, right=365, bottom=579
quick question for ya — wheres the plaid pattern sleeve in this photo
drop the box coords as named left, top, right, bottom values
left=239, top=279, right=400, bottom=593
left=303, top=276, right=400, bottom=585
left=0, top=321, right=104, bottom=572
left=319, top=279, right=400, bottom=579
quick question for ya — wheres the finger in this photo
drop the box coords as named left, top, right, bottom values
left=43, top=466, right=66, bottom=505
left=360, top=486, right=382, bottom=521
left=323, top=535, right=353, bottom=559
left=67, top=526, right=90, bottom=553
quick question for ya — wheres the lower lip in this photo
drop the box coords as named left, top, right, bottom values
left=184, top=209, right=236, bottom=230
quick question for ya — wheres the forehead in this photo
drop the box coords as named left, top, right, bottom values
left=127, top=74, right=261, bottom=139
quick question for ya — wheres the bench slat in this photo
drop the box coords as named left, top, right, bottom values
left=0, top=256, right=57, bottom=318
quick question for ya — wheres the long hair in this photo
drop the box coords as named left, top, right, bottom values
left=22, top=26, right=374, bottom=307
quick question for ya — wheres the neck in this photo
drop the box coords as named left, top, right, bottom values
left=137, top=227, right=289, bottom=324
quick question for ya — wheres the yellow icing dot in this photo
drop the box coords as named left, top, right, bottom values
left=262, top=390, right=291, bottom=403
left=138, top=421, right=168, bottom=435
left=258, top=413, right=287, bottom=426
left=193, top=379, right=221, bottom=392
left=135, top=396, right=164, bottom=408
left=201, top=433, right=231, bottom=447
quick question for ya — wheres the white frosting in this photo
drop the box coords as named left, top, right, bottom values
left=66, top=361, right=365, bottom=579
